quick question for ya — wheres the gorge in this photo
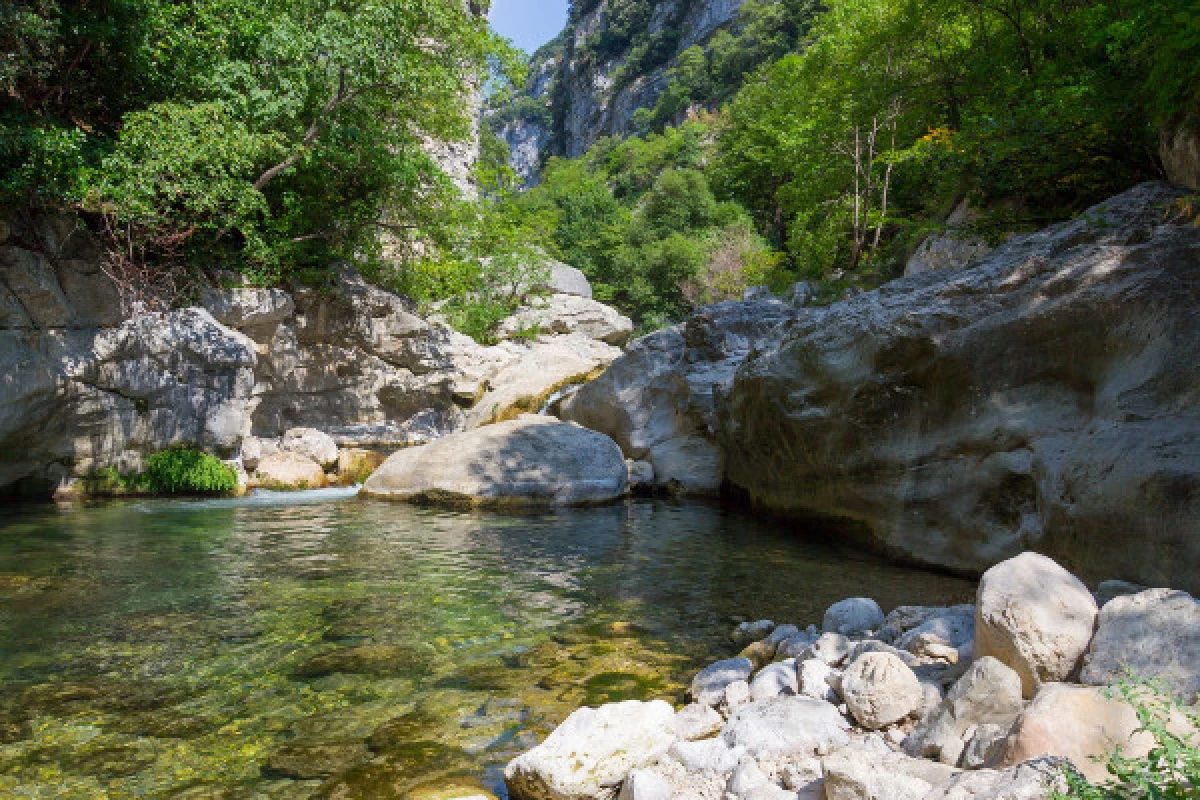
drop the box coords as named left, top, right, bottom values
left=2, top=0, right=1200, bottom=798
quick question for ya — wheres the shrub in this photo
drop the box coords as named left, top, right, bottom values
left=139, top=448, right=238, bottom=495
left=1053, top=677, right=1200, bottom=800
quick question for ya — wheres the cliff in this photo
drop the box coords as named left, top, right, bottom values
left=488, top=0, right=747, bottom=180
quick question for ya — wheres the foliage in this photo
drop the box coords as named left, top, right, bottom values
left=138, top=448, right=239, bottom=495
left=1, top=0, right=516, bottom=306
left=1052, top=677, right=1200, bottom=800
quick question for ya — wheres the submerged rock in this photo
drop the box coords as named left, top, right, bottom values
left=362, top=415, right=628, bottom=507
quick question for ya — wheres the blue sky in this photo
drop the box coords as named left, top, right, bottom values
left=490, top=0, right=569, bottom=55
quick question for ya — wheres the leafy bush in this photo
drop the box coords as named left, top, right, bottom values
left=139, top=448, right=238, bottom=495
left=1053, top=678, right=1200, bottom=800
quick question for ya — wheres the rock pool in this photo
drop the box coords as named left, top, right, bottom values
left=0, top=492, right=974, bottom=798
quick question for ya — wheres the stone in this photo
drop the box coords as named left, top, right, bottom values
left=253, top=450, right=328, bottom=490
left=200, top=287, right=294, bottom=329
left=841, top=652, right=924, bottom=730
left=999, top=683, right=1156, bottom=783
left=281, top=427, right=339, bottom=469
left=337, top=448, right=386, bottom=484
left=675, top=703, right=724, bottom=741
left=1161, top=127, right=1200, bottom=191
left=626, top=460, right=655, bottom=493
left=362, top=415, right=628, bottom=507
left=240, top=436, right=277, bottom=471
left=727, top=757, right=770, bottom=794
left=466, top=335, right=622, bottom=428
left=905, top=206, right=993, bottom=276
left=721, top=697, right=850, bottom=758
left=1080, top=587, right=1200, bottom=703
left=669, top=737, right=746, bottom=774
left=719, top=183, right=1200, bottom=593
left=824, top=598, right=885, bottom=636
left=732, top=620, right=776, bottom=645
left=906, top=657, right=1024, bottom=766
left=617, top=769, right=674, bottom=800
left=798, top=659, right=840, bottom=703
left=765, top=624, right=802, bottom=649
left=974, top=552, right=1098, bottom=698
left=723, top=680, right=751, bottom=714
left=740, top=640, right=777, bottom=670
left=895, top=606, right=975, bottom=651
left=691, top=657, right=755, bottom=707
left=504, top=699, right=676, bottom=800
left=546, top=262, right=593, bottom=299
left=959, top=724, right=1010, bottom=769
left=742, top=785, right=797, bottom=800
left=805, top=633, right=852, bottom=667
left=822, top=744, right=959, bottom=800
left=776, top=634, right=819, bottom=661
left=496, top=293, right=633, bottom=346
left=750, top=661, right=799, bottom=702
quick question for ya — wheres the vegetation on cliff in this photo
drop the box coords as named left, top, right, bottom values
left=487, top=0, right=1200, bottom=326
left=1, top=0, right=517, bottom=306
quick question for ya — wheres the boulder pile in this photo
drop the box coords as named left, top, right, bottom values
left=504, top=552, right=1200, bottom=799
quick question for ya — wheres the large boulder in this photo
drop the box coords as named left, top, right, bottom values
left=974, top=553, right=1098, bottom=698
left=496, top=294, right=633, bottom=346
left=253, top=450, right=328, bottom=490
left=720, top=183, right=1200, bottom=592
left=361, top=415, right=628, bottom=507
left=465, top=335, right=621, bottom=428
left=999, top=683, right=1156, bottom=783
left=559, top=300, right=799, bottom=495
left=1080, top=587, right=1200, bottom=703
left=840, top=652, right=924, bottom=729
left=906, top=657, right=1024, bottom=766
left=280, top=427, right=339, bottom=470
left=504, top=699, right=676, bottom=800
left=720, top=696, right=850, bottom=757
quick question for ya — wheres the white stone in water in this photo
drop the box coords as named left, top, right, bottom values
left=504, top=699, right=676, bottom=800
left=692, top=657, right=755, bottom=706
left=675, top=703, right=724, bottom=741
left=733, top=620, right=776, bottom=645
left=765, top=624, right=801, bottom=649
left=618, top=768, right=675, bottom=800
left=823, top=598, right=884, bottom=636
left=750, top=660, right=799, bottom=702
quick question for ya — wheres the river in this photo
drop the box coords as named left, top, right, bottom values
left=0, top=492, right=974, bottom=798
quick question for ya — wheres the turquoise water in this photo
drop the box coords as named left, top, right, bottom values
left=0, top=493, right=974, bottom=799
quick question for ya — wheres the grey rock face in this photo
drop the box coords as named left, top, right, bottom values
left=1080, top=587, right=1200, bottom=703
left=560, top=300, right=798, bottom=495
left=1, top=308, right=257, bottom=493
left=720, top=182, right=1200, bottom=592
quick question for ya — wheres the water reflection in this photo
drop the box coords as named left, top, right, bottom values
left=0, top=495, right=973, bottom=798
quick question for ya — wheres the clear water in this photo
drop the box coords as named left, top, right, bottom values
left=0, top=493, right=975, bottom=799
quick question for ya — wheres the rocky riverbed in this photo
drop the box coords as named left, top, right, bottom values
left=504, top=551, right=1200, bottom=800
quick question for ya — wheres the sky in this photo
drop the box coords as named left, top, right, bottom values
left=489, top=0, right=569, bottom=55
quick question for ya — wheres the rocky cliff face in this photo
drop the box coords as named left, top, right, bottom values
left=489, top=0, right=745, bottom=176
left=562, top=182, right=1200, bottom=593
left=0, top=212, right=632, bottom=497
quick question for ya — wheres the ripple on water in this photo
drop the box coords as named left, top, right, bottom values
left=0, top=496, right=974, bottom=798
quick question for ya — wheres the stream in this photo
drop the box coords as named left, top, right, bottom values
left=0, top=493, right=974, bottom=798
